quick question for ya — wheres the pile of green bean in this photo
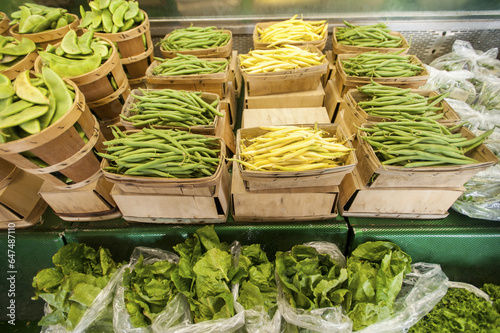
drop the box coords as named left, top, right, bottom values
left=358, top=119, right=494, bottom=168
left=355, top=81, right=449, bottom=121
left=9, top=3, right=75, bottom=34
left=99, top=126, right=221, bottom=178
left=159, top=26, right=230, bottom=51
left=121, top=88, right=223, bottom=128
left=341, top=51, right=423, bottom=77
left=336, top=20, right=404, bottom=48
left=152, top=54, right=229, bottom=76
left=0, top=36, right=36, bottom=71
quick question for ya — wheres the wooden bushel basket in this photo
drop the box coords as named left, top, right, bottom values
left=9, top=14, right=79, bottom=48
left=355, top=124, right=499, bottom=189
left=332, top=27, right=409, bottom=59
left=86, top=73, right=131, bottom=121
left=0, top=79, right=105, bottom=188
left=236, top=123, right=357, bottom=191
left=240, top=45, right=328, bottom=96
left=0, top=51, right=37, bottom=81
left=335, top=53, right=430, bottom=96
left=160, top=29, right=233, bottom=59
left=0, top=12, right=10, bottom=36
left=0, top=163, right=47, bottom=229
left=253, top=21, right=328, bottom=51
left=39, top=172, right=121, bottom=222
left=34, top=36, right=129, bottom=108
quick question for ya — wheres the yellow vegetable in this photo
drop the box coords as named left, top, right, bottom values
left=257, top=15, right=328, bottom=47
left=239, top=44, right=325, bottom=74
left=233, top=125, right=352, bottom=172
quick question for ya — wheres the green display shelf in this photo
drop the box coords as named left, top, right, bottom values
left=0, top=208, right=70, bottom=324
left=347, top=209, right=500, bottom=287
left=64, top=215, right=349, bottom=264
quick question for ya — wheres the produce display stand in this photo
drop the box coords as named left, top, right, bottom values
left=1, top=4, right=500, bottom=332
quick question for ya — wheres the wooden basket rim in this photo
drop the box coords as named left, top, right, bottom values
left=120, top=40, right=154, bottom=65
left=87, top=74, right=130, bottom=107
left=0, top=50, right=37, bottom=80
left=101, top=133, right=226, bottom=187
left=9, top=14, right=79, bottom=42
left=0, top=78, right=86, bottom=153
left=236, top=123, right=358, bottom=179
left=253, top=20, right=328, bottom=50
left=0, top=11, right=10, bottom=33
left=0, top=164, right=20, bottom=191
left=332, top=27, right=409, bottom=53
left=357, top=123, right=498, bottom=172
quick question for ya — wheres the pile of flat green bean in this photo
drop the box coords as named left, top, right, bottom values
left=159, top=26, right=230, bottom=51
left=355, top=81, right=449, bottom=121
left=341, top=51, right=423, bottom=77
left=121, top=88, right=223, bottom=128
left=152, top=54, right=229, bottom=76
left=99, top=126, right=221, bottom=178
left=336, top=20, right=404, bottom=48
left=358, top=119, right=494, bottom=168
left=0, top=36, right=36, bottom=71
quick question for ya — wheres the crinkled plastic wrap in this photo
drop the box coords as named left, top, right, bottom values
left=473, top=75, right=500, bottom=110
left=113, top=247, right=180, bottom=333
left=277, top=241, right=353, bottom=333
left=41, top=265, right=126, bottom=333
left=429, top=40, right=500, bottom=77
left=354, top=263, right=449, bottom=333
left=447, top=281, right=492, bottom=302
left=419, top=65, right=476, bottom=104
left=444, top=98, right=500, bottom=132
left=150, top=242, right=246, bottom=333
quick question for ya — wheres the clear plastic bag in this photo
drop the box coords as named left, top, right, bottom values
left=354, top=263, right=449, bottom=333
left=113, top=247, right=180, bottom=333
left=429, top=40, right=500, bottom=77
left=472, top=75, right=500, bottom=110
left=276, top=242, right=353, bottom=333
left=443, top=98, right=500, bottom=132
left=419, top=65, right=477, bottom=104
left=41, top=265, right=126, bottom=333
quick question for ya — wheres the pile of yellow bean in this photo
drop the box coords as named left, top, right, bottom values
left=239, top=44, right=325, bottom=74
left=257, top=15, right=327, bottom=47
left=234, top=125, right=352, bottom=172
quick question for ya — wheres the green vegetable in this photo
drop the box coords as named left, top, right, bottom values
left=344, top=241, right=412, bottom=331
left=79, top=0, right=145, bottom=34
left=32, top=243, right=121, bottom=330
left=275, top=244, right=349, bottom=311
left=99, top=126, right=222, bottom=179
left=235, top=244, right=278, bottom=313
left=341, top=51, right=423, bottom=78
left=409, top=286, right=500, bottom=332
left=481, top=283, right=500, bottom=313
left=159, top=25, right=230, bottom=51
left=152, top=54, right=229, bottom=76
left=172, top=225, right=239, bottom=323
left=122, top=255, right=179, bottom=327
left=336, top=20, right=404, bottom=48
left=9, top=4, right=73, bottom=34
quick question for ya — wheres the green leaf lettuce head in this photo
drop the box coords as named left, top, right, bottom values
left=172, top=225, right=239, bottom=323
left=408, top=286, right=500, bottom=332
left=32, top=243, right=121, bottom=331
left=344, top=241, right=412, bottom=331
left=122, top=254, right=179, bottom=328
left=236, top=244, right=278, bottom=313
left=481, top=283, right=500, bottom=313
left=275, top=244, right=349, bottom=311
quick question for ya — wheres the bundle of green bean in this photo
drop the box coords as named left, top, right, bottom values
left=152, top=54, right=229, bottom=76
left=79, top=0, right=144, bottom=33
left=358, top=119, right=494, bottom=168
left=336, top=20, right=404, bottom=48
left=99, top=126, right=221, bottom=178
left=121, top=88, right=223, bottom=128
left=341, top=51, right=423, bottom=77
left=159, top=26, right=230, bottom=51
left=356, top=82, right=449, bottom=121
